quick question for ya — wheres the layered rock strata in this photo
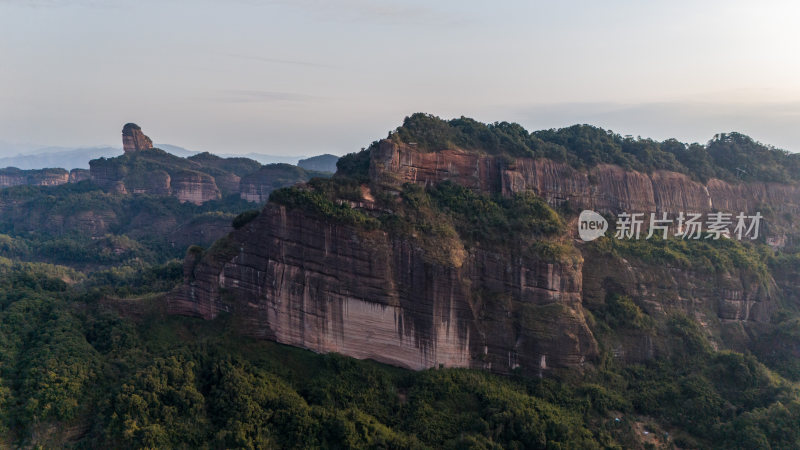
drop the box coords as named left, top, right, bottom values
left=122, top=123, right=153, bottom=152
left=171, top=204, right=597, bottom=373
left=371, top=140, right=800, bottom=220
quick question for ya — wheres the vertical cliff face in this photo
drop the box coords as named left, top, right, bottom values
left=88, top=158, right=125, bottom=191
left=238, top=164, right=319, bottom=203
left=371, top=140, right=800, bottom=244
left=370, top=140, right=502, bottom=192
left=90, top=156, right=223, bottom=205
left=124, top=170, right=172, bottom=196
left=68, top=169, right=91, bottom=183
left=28, top=169, right=70, bottom=186
left=238, top=180, right=269, bottom=203
left=87, top=123, right=336, bottom=204
left=371, top=139, right=800, bottom=215
left=211, top=172, right=241, bottom=197
left=0, top=171, right=26, bottom=188
left=171, top=171, right=221, bottom=204
left=0, top=168, right=70, bottom=188
left=122, top=123, right=153, bottom=152
left=171, top=203, right=597, bottom=373
left=172, top=138, right=799, bottom=374
left=580, top=243, right=776, bottom=363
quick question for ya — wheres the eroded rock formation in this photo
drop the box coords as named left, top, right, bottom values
left=69, top=168, right=91, bottom=183
left=171, top=203, right=597, bottom=373
left=87, top=125, right=323, bottom=204
left=172, top=171, right=221, bottom=204
left=172, top=139, right=799, bottom=374
left=0, top=168, right=70, bottom=188
left=371, top=140, right=800, bottom=217
left=122, top=123, right=153, bottom=152
left=371, top=140, right=800, bottom=244
left=239, top=164, right=316, bottom=203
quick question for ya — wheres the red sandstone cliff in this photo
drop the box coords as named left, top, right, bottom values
left=171, top=170, right=221, bottom=204
left=0, top=168, right=70, bottom=188
left=371, top=140, right=800, bottom=245
left=171, top=203, right=597, bottom=373
left=171, top=140, right=798, bottom=374
left=122, top=123, right=153, bottom=152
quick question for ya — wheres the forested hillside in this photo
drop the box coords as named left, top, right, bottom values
left=386, top=113, right=800, bottom=183
left=1, top=117, right=800, bottom=448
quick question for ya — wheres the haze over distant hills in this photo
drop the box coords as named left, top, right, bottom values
left=0, top=147, right=119, bottom=170
left=0, top=142, right=317, bottom=170
left=298, top=154, right=340, bottom=173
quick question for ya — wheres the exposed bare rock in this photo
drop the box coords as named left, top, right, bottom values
left=648, top=170, right=712, bottom=213
left=172, top=171, right=221, bottom=205
left=0, top=167, right=69, bottom=188
left=580, top=242, right=776, bottom=363
left=69, top=168, right=90, bottom=183
left=212, top=172, right=241, bottom=197
left=171, top=203, right=597, bottom=374
left=90, top=123, right=336, bottom=204
left=372, top=140, right=800, bottom=241
left=172, top=138, right=800, bottom=375
left=589, top=164, right=656, bottom=212
left=0, top=170, right=25, bottom=188
left=238, top=164, right=316, bottom=203
left=30, top=169, right=69, bottom=186
left=370, top=140, right=501, bottom=192
left=89, top=158, right=127, bottom=190
left=124, top=169, right=171, bottom=196
left=122, top=123, right=153, bottom=152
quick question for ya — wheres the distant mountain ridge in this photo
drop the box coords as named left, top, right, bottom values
left=87, top=124, right=332, bottom=204
left=0, top=147, right=120, bottom=170
left=298, top=153, right=339, bottom=173
left=0, top=142, right=322, bottom=170
left=0, top=124, right=339, bottom=201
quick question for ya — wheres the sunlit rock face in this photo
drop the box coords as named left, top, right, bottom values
left=171, top=171, right=221, bottom=204
left=372, top=139, right=800, bottom=242
left=170, top=203, right=597, bottom=374
left=171, top=139, right=799, bottom=374
left=122, top=123, right=153, bottom=153
left=0, top=168, right=69, bottom=188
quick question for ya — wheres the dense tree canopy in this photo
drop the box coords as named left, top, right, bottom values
left=381, top=113, right=800, bottom=183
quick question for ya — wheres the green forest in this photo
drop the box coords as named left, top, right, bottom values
left=4, top=239, right=800, bottom=448
left=1, top=119, right=800, bottom=448
left=371, top=113, right=800, bottom=183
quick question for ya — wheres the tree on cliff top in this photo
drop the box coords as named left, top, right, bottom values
left=388, top=113, right=799, bottom=183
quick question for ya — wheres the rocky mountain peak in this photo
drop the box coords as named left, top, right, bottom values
left=122, top=122, right=153, bottom=152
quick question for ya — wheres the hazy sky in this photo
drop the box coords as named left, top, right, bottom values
left=2, top=0, right=799, bottom=156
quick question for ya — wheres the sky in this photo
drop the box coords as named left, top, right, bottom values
left=1, top=0, right=799, bottom=156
